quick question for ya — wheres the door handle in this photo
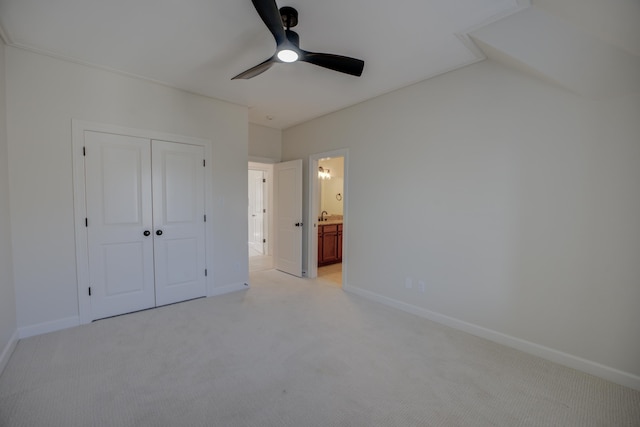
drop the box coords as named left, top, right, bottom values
left=156, top=230, right=163, bottom=236
left=143, top=230, right=151, bottom=237
left=295, top=223, right=304, bottom=227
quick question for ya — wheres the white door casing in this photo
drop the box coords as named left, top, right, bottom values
left=152, top=140, right=207, bottom=306
left=84, top=131, right=156, bottom=319
left=274, top=159, right=303, bottom=277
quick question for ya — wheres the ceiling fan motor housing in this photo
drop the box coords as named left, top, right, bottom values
left=285, top=29, right=300, bottom=48
left=279, top=6, right=298, bottom=29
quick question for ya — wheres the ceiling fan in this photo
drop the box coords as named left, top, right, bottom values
left=232, top=0, right=365, bottom=80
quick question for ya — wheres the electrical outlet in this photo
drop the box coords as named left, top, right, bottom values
left=418, top=280, right=426, bottom=293
left=405, top=277, right=413, bottom=289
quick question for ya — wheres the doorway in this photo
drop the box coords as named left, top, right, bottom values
left=248, top=159, right=305, bottom=277
left=248, top=162, right=274, bottom=272
left=308, top=149, right=349, bottom=286
left=248, top=169, right=266, bottom=256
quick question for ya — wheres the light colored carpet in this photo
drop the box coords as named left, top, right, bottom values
left=1, top=270, right=638, bottom=426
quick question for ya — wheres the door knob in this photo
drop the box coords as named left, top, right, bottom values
left=156, top=230, right=163, bottom=236
left=143, top=230, right=151, bottom=236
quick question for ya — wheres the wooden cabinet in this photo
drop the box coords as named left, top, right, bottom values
left=318, top=223, right=342, bottom=266
left=321, top=224, right=339, bottom=264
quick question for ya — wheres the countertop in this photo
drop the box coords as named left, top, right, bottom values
left=318, top=220, right=343, bottom=225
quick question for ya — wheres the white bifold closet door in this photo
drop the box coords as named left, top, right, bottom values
left=84, top=131, right=206, bottom=320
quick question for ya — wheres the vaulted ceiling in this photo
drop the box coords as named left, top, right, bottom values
left=0, top=0, right=638, bottom=129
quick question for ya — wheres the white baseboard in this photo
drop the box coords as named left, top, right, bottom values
left=207, top=281, right=249, bottom=297
left=15, top=285, right=250, bottom=340
left=343, top=283, right=640, bottom=391
left=0, top=330, right=18, bottom=376
left=18, top=316, right=80, bottom=339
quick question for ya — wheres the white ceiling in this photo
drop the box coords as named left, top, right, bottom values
left=470, top=6, right=640, bottom=100
left=0, top=0, right=529, bottom=129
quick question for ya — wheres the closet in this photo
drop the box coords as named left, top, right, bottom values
left=82, top=131, right=206, bottom=320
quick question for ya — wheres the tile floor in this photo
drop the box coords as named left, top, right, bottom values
left=317, top=263, right=342, bottom=287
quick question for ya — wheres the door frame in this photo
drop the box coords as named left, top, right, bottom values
left=72, top=119, right=212, bottom=324
left=307, top=149, right=349, bottom=281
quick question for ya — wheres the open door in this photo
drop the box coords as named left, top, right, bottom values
left=274, top=159, right=303, bottom=277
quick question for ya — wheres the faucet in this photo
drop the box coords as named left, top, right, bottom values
left=320, top=211, right=328, bottom=221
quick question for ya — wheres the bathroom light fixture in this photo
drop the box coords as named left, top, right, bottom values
left=318, top=166, right=331, bottom=180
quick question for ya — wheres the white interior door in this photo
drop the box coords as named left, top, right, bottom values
left=248, top=170, right=265, bottom=255
left=274, top=159, right=303, bottom=277
left=84, top=131, right=155, bottom=320
left=152, top=140, right=206, bottom=306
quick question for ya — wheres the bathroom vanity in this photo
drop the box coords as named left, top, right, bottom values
left=318, top=221, right=342, bottom=266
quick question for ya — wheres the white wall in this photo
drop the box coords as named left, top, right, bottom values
left=282, top=59, right=640, bottom=386
left=319, top=157, right=344, bottom=216
left=249, top=123, right=281, bottom=162
left=5, top=47, right=248, bottom=333
left=0, top=41, right=18, bottom=373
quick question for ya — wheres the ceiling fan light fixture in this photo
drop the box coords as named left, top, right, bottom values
left=277, top=48, right=299, bottom=63
left=231, top=2, right=364, bottom=80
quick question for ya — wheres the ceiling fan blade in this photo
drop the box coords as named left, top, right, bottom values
left=251, top=0, right=286, bottom=45
left=300, top=51, right=364, bottom=77
left=231, top=57, right=277, bottom=80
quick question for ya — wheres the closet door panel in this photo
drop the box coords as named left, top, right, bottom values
left=84, top=131, right=155, bottom=320
left=152, top=140, right=206, bottom=306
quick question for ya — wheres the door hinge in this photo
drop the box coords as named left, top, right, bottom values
left=263, top=178, right=266, bottom=183
left=205, top=269, right=208, bottom=277
left=203, top=159, right=206, bottom=167
left=83, top=146, right=86, bottom=156
left=263, top=209, right=266, bottom=213
left=204, top=214, right=207, bottom=222
left=85, top=218, right=88, bottom=227
left=88, top=287, right=92, bottom=296
left=263, top=239, right=266, bottom=243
